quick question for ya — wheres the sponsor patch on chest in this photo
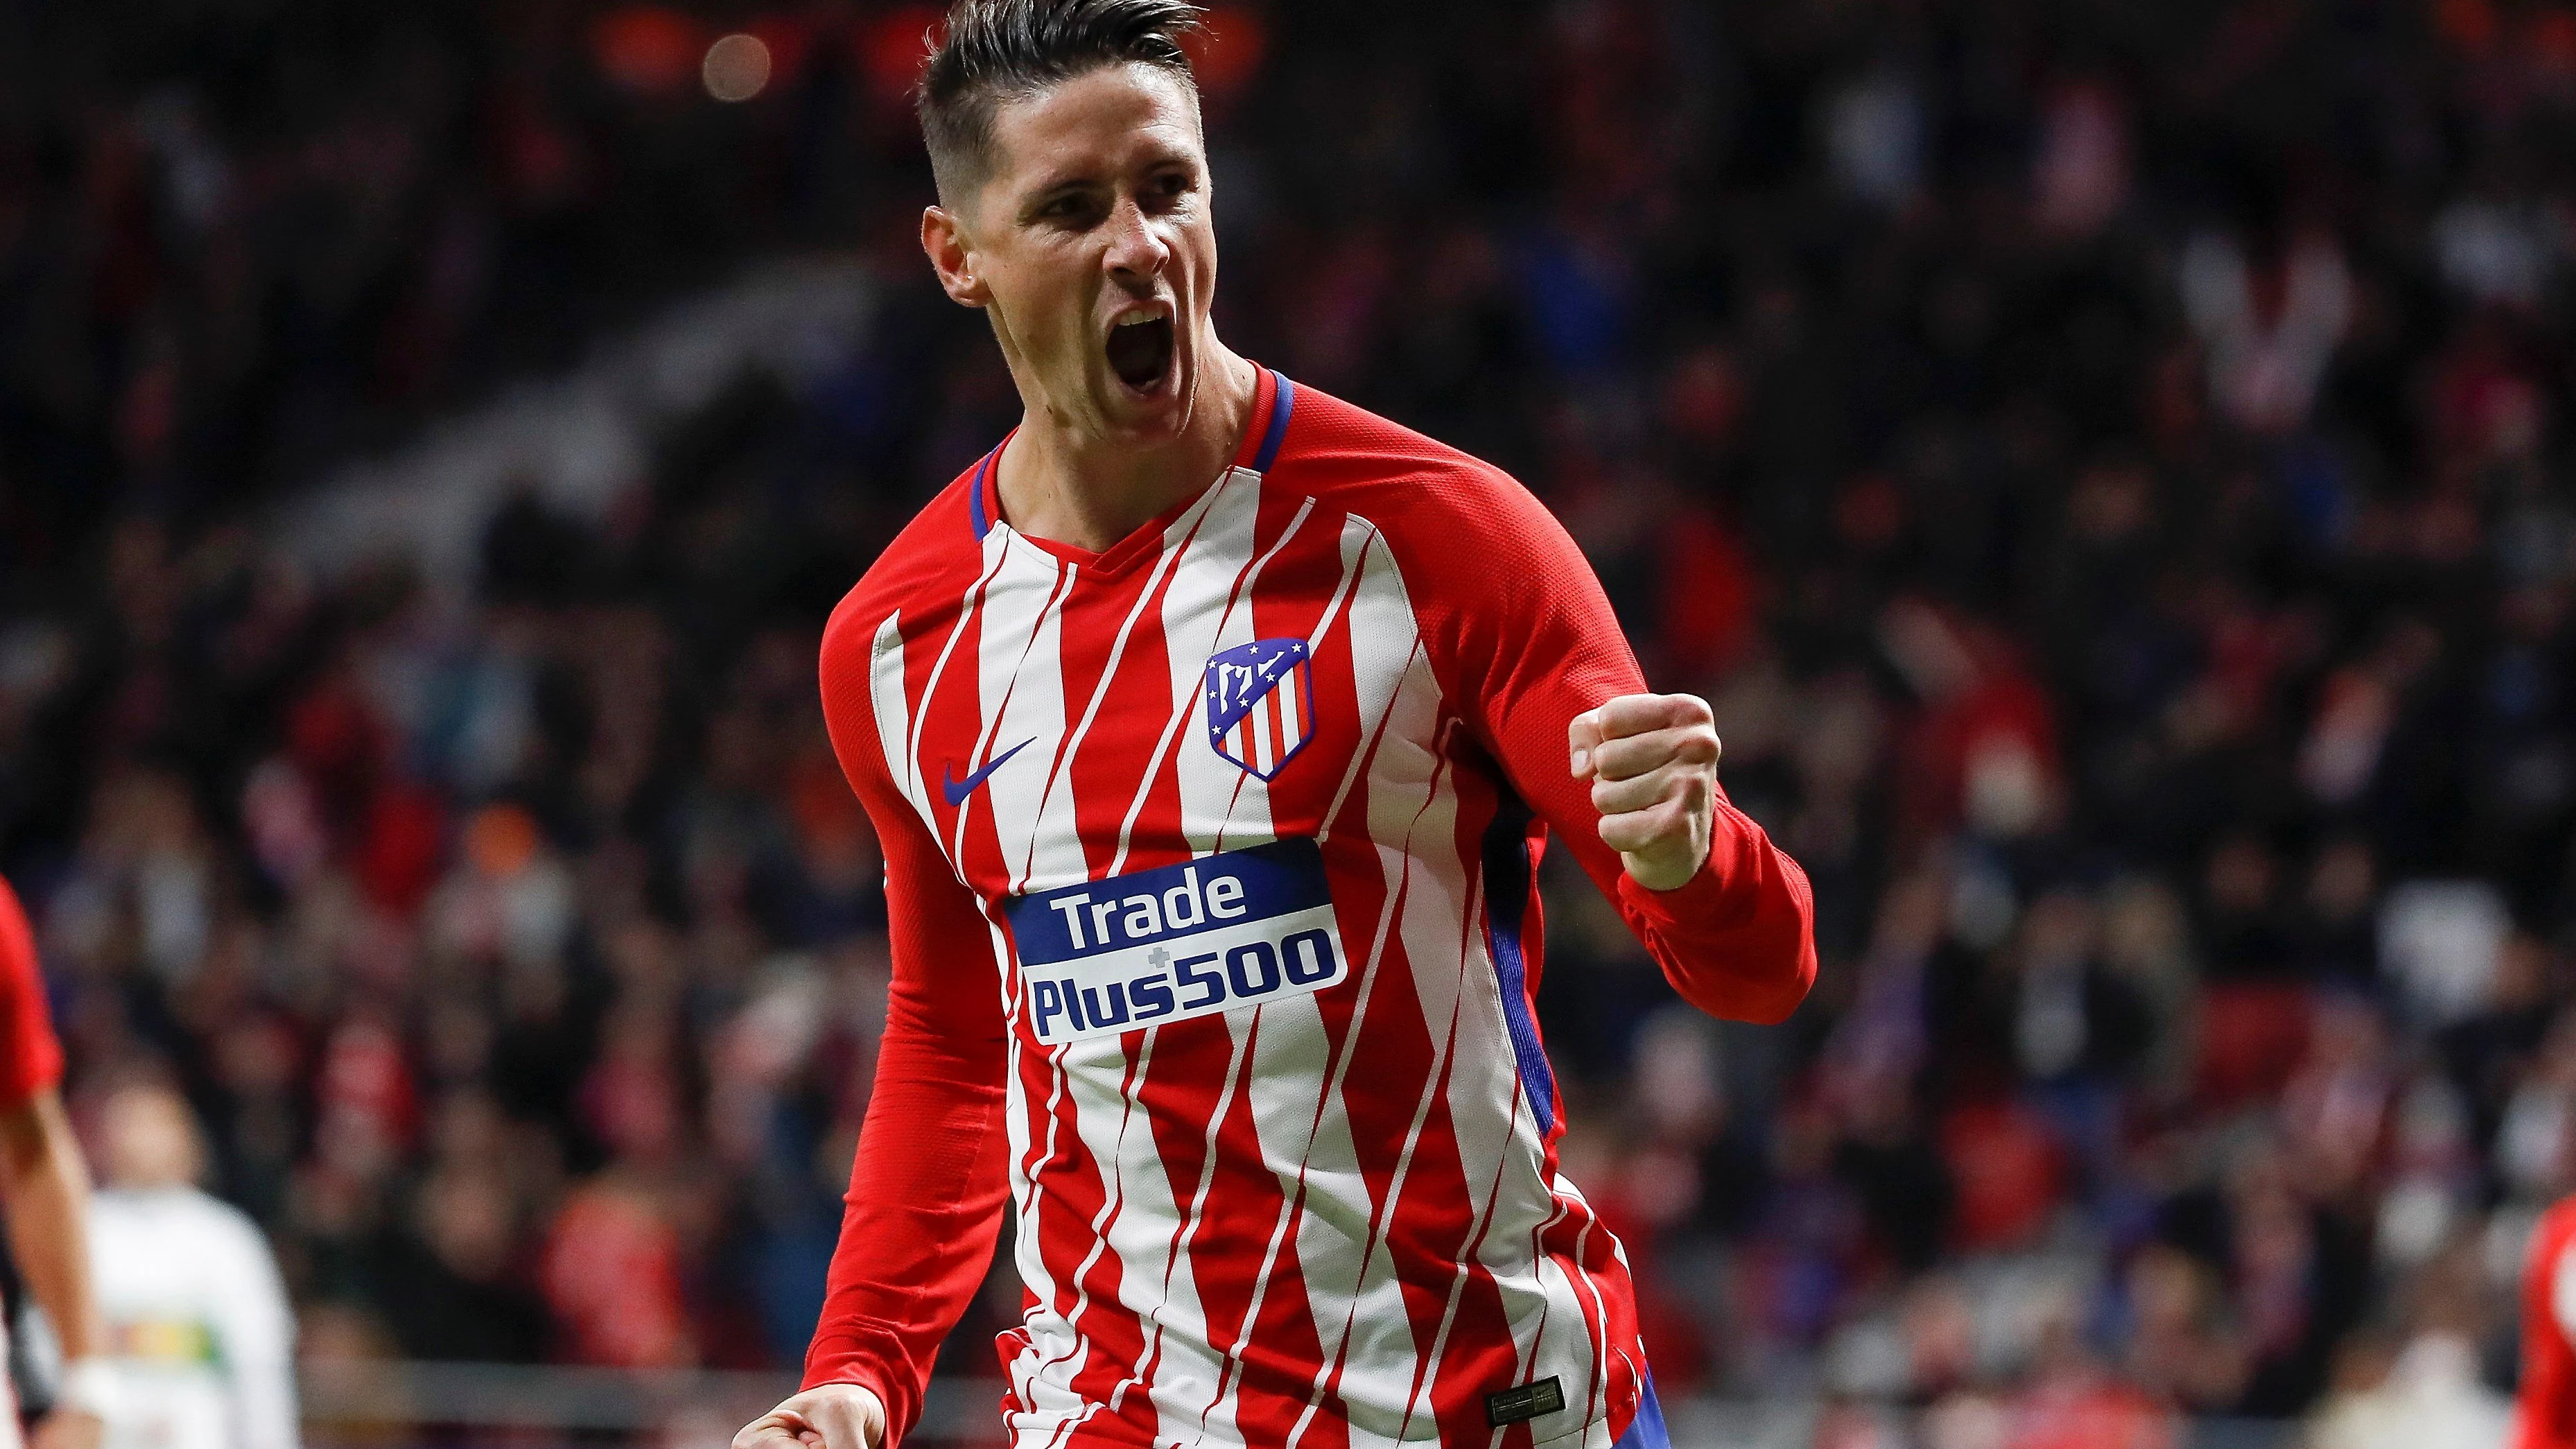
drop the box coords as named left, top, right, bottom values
left=1006, top=838, right=1346, bottom=1045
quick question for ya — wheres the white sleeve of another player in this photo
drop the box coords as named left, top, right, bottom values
left=211, top=1210, right=300, bottom=1449
left=2552, top=1235, right=2576, bottom=1348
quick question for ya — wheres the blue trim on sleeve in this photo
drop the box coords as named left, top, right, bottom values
left=1251, top=372, right=1296, bottom=474
left=968, top=447, right=997, bottom=539
left=1480, top=790, right=1558, bottom=1135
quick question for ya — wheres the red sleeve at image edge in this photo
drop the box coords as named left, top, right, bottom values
left=0, top=878, right=64, bottom=1107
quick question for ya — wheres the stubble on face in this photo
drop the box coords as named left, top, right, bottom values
left=966, top=64, right=1221, bottom=453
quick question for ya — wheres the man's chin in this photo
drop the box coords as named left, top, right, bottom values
left=1095, top=375, right=1190, bottom=442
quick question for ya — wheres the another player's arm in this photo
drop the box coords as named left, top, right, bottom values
left=0, top=881, right=105, bottom=1449
left=739, top=619, right=1013, bottom=1449
left=1406, top=475, right=1816, bottom=1023
left=0, top=1088, right=106, bottom=1449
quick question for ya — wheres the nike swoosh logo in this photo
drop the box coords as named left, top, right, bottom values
left=941, top=737, right=1035, bottom=806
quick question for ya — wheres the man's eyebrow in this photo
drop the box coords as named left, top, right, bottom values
left=1018, top=173, right=1101, bottom=213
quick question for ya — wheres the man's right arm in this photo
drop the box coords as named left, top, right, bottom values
left=742, top=625, right=1013, bottom=1449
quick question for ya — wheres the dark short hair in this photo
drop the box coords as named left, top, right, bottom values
left=918, top=0, right=1206, bottom=207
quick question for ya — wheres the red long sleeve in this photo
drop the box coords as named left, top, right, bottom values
left=802, top=619, right=1013, bottom=1444
left=1383, top=469, right=1818, bottom=1025
left=0, top=877, right=64, bottom=1107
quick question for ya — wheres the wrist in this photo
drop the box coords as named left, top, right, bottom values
left=55, top=1357, right=116, bottom=1419
left=1624, top=839, right=1711, bottom=893
left=808, top=1380, right=887, bottom=1447
left=1621, top=852, right=1719, bottom=905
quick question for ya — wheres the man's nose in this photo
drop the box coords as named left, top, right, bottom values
left=1103, top=196, right=1170, bottom=281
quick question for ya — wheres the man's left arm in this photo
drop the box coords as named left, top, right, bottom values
left=0, top=1089, right=106, bottom=1449
left=0, top=880, right=103, bottom=1448
left=1401, top=471, right=1817, bottom=1024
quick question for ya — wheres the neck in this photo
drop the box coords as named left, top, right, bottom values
left=994, top=343, right=1259, bottom=553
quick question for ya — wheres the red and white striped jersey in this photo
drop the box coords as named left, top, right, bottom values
left=2516, top=1195, right=2576, bottom=1449
left=805, top=369, right=1815, bottom=1449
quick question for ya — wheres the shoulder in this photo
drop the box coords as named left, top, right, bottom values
left=181, top=1192, right=284, bottom=1277
left=1264, top=378, right=1598, bottom=614
left=1265, top=381, right=1524, bottom=519
left=2540, top=1196, right=2576, bottom=1263
left=195, top=1189, right=268, bottom=1242
left=0, top=876, right=60, bottom=1095
left=822, top=451, right=997, bottom=677
left=0, top=876, right=36, bottom=988
left=1263, top=379, right=1578, bottom=571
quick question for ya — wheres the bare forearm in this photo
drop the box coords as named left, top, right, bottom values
left=0, top=1092, right=99, bottom=1362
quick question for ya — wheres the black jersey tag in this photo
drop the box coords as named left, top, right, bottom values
left=1483, top=1376, right=1565, bottom=1426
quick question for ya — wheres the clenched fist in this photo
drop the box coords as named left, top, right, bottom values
left=736, top=1383, right=886, bottom=1449
left=1569, top=693, right=1723, bottom=892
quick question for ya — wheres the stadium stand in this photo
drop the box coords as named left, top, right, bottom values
left=1, top=1, right=2573, bottom=1443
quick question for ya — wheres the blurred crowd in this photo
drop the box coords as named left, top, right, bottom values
left=5, top=0, right=2576, bottom=1443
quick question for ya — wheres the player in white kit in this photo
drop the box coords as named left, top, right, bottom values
left=86, top=1084, right=297, bottom=1449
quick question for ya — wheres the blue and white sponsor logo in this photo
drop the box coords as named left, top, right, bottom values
left=1005, top=838, right=1346, bottom=1045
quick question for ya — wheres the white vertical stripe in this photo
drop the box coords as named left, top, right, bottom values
left=1022, top=532, right=1191, bottom=889
left=1309, top=540, right=1464, bottom=1441
left=953, top=544, right=1072, bottom=874
left=866, top=611, right=919, bottom=815
left=961, top=540, right=1104, bottom=1428
left=1105, top=471, right=1279, bottom=874
left=1313, top=524, right=1394, bottom=844
left=1001, top=977, right=1088, bottom=1430
left=1159, top=478, right=1307, bottom=856
left=907, top=534, right=1013, bottom=838
left=1131, top=1021, right=1258, bottom=1448
left=1153, top=471, right=1290, bottom=1448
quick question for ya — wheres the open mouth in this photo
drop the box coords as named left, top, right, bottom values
left=1106, top=311, right=1176, bottom=393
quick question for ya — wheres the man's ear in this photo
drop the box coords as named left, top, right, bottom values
left=921, top=206, right=991, bottom=309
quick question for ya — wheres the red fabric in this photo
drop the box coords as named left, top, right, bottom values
left=797, top=729, right=1013, bottom=1437
left=541, top=1181, right=695, bottom=1368
left=1893, top=618, right=2061, bottom=847
left=1655, top=509, right=1759, bottom=679
left=2516, top=1197, right=2576, bottom=1449
left=353, top=781, right=446, bottom=916
left=2194, top=983, right=2314, bottom=1109
left=1943, top=1101, right=2063, bottom=1252
left=2008, top=1374, right=2176, bottom=1449
left=799, top=369, right=1815, bottom=1446
left=0, top=879, right=64, bottom=1109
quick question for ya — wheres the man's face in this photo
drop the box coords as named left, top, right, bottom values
left=943, top=64, right=1217, bottom=449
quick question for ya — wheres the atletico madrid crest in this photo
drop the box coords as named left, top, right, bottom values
left=1203, top=638, right=1314, bottom=781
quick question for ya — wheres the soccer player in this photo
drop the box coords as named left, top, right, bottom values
left=2515, top=1195, right=2576, bottom=1448
left=0, top=877, right=110, bottom=1449
left=736, top=3, right=1817, bottom=1446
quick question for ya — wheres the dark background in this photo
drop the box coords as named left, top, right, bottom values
left=2, top=0, right=2573, bottom=1434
